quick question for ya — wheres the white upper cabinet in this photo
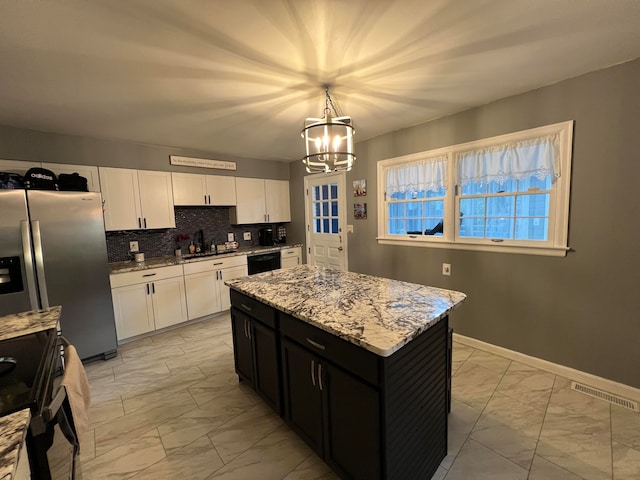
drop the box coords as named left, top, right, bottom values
left=0, top=159, right=41, bottom=175
left=99, top=167, right=175, bottom=231
left=45, top=163, right=101, bottom=192
left=171, top=172, right=236, bottom=206
left=231, top=178, right=290, bottom=224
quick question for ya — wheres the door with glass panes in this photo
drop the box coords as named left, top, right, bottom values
left=304, top=172, right=347, bottom=270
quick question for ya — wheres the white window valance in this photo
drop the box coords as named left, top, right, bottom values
left=456, top=135, right=560, bottom=186
left=385, top=156, right=448, bottom=195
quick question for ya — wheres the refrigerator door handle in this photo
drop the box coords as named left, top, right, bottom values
left=31, top=220, right=50, bottom=308
left=20, top=220, right=39, bottom=310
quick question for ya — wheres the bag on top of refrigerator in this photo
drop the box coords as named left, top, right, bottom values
left=24, top=167, right=59, bottom=190
left=0, top=172, right=24, bottom=189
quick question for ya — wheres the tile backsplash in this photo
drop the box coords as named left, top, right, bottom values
left=105, top=206, right=276, bottom=263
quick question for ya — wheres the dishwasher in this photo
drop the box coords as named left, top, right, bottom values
left=247, top=252, right=281, bottom=274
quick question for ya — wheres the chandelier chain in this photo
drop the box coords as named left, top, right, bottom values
left=324, top=86, right=340, bottom=117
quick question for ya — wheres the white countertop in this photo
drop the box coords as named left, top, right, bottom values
left=225, top=265, right=466, bottom=357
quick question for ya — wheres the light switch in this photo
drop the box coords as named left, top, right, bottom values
left=227, top=232, right=235, bottom=242
left=243, top=232, right=251, bottom=241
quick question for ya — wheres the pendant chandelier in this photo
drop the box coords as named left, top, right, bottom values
left=301, top=86, right=355, bottom=173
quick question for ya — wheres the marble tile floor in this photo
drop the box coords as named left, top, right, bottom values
left=47, top=313, right=640, bottom=479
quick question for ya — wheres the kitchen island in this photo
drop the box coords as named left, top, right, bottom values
left=225, top=265, right=466, bottom=480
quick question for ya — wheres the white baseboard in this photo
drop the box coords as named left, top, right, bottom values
left=453, top=333, right=640, bottom=403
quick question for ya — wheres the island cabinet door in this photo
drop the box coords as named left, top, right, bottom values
left=322, top=363, right=381, bottom=480
left=281, top=338, right=324, bottom=453
left=231, top=309, right=254, bottom=384
left=252, top=320, right=282, bottom=413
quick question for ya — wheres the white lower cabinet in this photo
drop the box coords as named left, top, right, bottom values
left=110, top=265, right=187, bottom=341
left=281, top=246, right=302, bottom=268
left=184, top=255, right=247, bottom=320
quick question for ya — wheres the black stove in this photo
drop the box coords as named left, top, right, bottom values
left=0, top=329, right=58, bottom=422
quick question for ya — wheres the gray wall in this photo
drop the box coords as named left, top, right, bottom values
left=0, top=125, right=290, bottom=180
left=289, top=58, right=640, bottom=389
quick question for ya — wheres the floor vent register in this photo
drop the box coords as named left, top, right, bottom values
left=570, top=381, right=639, bottom=412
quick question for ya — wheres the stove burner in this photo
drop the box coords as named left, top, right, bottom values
left=0, top=356, right=17, bottom=375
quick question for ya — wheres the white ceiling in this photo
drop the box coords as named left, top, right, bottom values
left=0, top=0, right=639, bottom=162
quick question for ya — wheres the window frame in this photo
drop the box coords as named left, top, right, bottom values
left=376, top=121, right=573, bottom=256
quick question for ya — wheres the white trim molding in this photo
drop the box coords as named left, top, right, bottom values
left=454, top=333, right=640, bottom=403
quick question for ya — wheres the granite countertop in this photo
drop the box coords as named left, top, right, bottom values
left=0, top=306, right=61, bottom=343
left=225, top=265, right=466, bottom=357
left=109, top=244, right=304, bottom=274
left=0, top=409, right=30, bottom=480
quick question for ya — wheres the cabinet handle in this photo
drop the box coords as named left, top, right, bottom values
left=247, top=320, right=251, bottom=340
left=219, top=271, right=223, bottom=280
left=142, top=273, right=157, bottom=277
left=306, top=338, right=326, bottom=351
left=310, top=359, right=316, bottom=387
left=216, top=271, right=219, bottom=280
left=138, top=218, right=142, bottom=228
left=204, top=195, right=207, bottom=204
left=208, top=195, right=211, bottom=204
left=243, top=319, right=248, bottom=338
left=152, top=282, right=155, bottom=294
left=143, top=218, right=147, bottom=229
left=213, top=262, right=223, bottom=266
left=318, top=363, right=323, bottom=391
left=240, top=303, right=252, bottom=312
left=146, top=284, right=150, bottom=295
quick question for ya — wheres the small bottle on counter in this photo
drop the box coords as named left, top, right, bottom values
left=188, top=242, right=196, bottom=254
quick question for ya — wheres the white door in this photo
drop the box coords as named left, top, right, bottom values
left=304, top=172, right=348, bottom=270
left=99, top=167, right=142, bottom=231
left=172, top=173, right=208, bottom=206
left=218, top=264, right=249, bottom=311
left=184, top=271, right=221, bottom=320
left=234, top=177, right=267, bottom=223
left=111, top=283, right=154, bottom=340
left=207, top=175, right=237, bottom=206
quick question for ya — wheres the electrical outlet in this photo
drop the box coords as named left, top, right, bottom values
left=442, top=263, right=451, bottom=276
left=243, top=232, right=251, bottom=241
left=346, top=224, right=354, bottom=233
left=129, top=241, right=139, bottom=252
left=227, top=232, right=235, bottom=242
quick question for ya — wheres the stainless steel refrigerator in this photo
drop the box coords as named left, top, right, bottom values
left=0, top=189, right=117, bottom=360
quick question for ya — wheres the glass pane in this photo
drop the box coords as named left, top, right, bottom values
left=486, top=218, right=514, bottom=239
left=323, top=218, right=329, bottom=233
left=321, top=185, right=329, bottom=200
left=315, top=219, right=321, bottom=233
left=408, top=190, right=425, bottom=200
left=423, top=200, right=444, bottom=217
left=461, top=181, right=485, bottom=195
left=488, top=179, right=516, bottom=194
left=322, top=202, right=329, bottom=216
left=313, top=186, right=320, bottom=201
left=486, top=196, right=514, bottom=217
left=518, top=175, right=552, bottom=192
left=424, top=219, right=443, bottom=235
left=331, top=201, right=338, bottom=216
left=515, top=218, right=548, bottom=240
left=406, top=219, right=422, bottom=232
left=330, top=184, right=338, bottom=199
left=426, top=186, right=446, bottom=198
left=459, top=217, right=485, bottom=237
left=331, top=219, right=339, bottom=233
left=313, top=202, right=320, bottom=217
left=460, top=197, right=485, bottom=217
left=388, top=219, right=405, bottom=235
left=389, top=191, right=407, bottom=201
left=406, top=201, right=422, bottom=218
left=516, top=194, right=549, bottom=217
left=388, top=203, right=404, bottom=218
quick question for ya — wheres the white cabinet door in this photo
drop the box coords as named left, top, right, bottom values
left=218, top=264, right=248, bottom=311
left=111, top=283, right=154, bottom=340
left=281, top=247, right=302, bottom=268
left=184, top=271, right=221, bottom=320
left=151, top=276, right=188, bottom=329
left=172, top=173, right=207, bottom=206
left=206, top=175, right=236, bottom=206
left=138, top=170, right=175, bottom=229
left=46, top=163, right=101, bottom=192
left=266, top=179, right=291, bottom=222
left=99, top=167, right=142, bottom=231
left=232, top=177, right=267, bottom=224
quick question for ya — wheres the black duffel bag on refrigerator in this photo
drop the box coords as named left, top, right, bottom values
left=24, top=167, right=59, bottom=190
left=58, top=172, right=89, bottom=191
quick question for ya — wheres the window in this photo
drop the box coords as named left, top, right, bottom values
left=377, top=121, right=573, bottom=256
left=312, top=182, right=339, bottom=234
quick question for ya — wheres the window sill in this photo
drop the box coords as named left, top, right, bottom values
left=376, top=237, right=569, bottom=257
